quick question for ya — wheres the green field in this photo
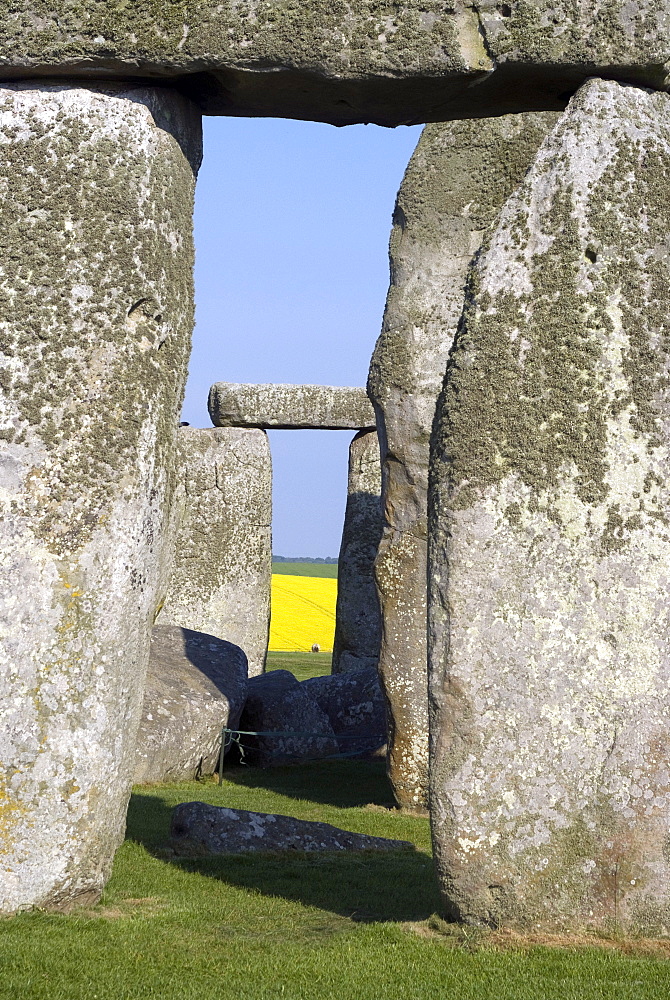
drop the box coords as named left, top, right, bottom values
left=272, top=561, right=339, bottom=578
left=266, top=649, right=332, bottom=680
left=2, top=761, right=668, bottom=999
left=1, top=655, right=668, bottom=998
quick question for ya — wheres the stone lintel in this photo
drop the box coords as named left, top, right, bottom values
left=208, top=383, right=376, bottom=431
left=0, top=3, right=669, bottom=124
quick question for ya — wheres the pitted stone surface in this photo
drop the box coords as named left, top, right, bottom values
left=238, top=669, right=339, bottom=766
left=134, top=626, right=248, bottom=785
left=0, top=82, right=201, bottom=915
left=157, top=426, right=271, bottom=676
left=332, top=430, right=383, bottom=675
left=429, top=78, right=670, bottom=933
left=209, top=383, right=375, bottom=431
left=368, top=111, right=557, bottom=810
left=1, top=3, right=670, bottom=124
left=303, top=667, right=386, bottom=758
left=171, top=802, right=413, bottom=855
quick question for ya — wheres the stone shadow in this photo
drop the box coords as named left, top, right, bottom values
left=127, top=790, right=440, bottom=924
left=217, top=759, right=396, bottom=809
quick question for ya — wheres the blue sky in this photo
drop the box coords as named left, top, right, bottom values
left=182, top=117, right=422, bottom=557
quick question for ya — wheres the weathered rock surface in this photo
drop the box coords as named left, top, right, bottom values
left=332, top=431, right=383, bottom=674
left=157, top=426, right=271, bottom=675
left=237, top=670, right=338, bottom=766
left=171, top=802, right=413, bottom=855
left=303, top=668, right=386, bottom=759
left=368, top=111, right=558, bottom=810
left=134, top=626, right=248, bottom=784
left=429, top=78, right=670, bottom=933
left=0, top=83, right=201, bottom=915
left=209, top=382, right=375, bottom=431
left=1, top=3, right=670, bottom=124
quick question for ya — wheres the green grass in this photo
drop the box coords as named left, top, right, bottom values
left=272, top=561, right=338, bottom=578
left=266, top=650, right=331, bottom=680
left=1, top=759, right=668, bottom=999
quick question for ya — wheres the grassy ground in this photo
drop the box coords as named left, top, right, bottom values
left=266, top=649, right=331, bottom=680
left=2, top=761, right=668, bottom=1000
left=272, top=562, right=338, bottom=578
left=2, top=656, right=668, bottom=998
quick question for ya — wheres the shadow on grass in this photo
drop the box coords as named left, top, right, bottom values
left=219, top=759, right=397, bottom=809
left=126, top=760, right=440, bottom=923
left=170, top=848, right=440, bottom=923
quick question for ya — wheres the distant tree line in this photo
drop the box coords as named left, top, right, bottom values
left=272, top=555, right=338, bottom=564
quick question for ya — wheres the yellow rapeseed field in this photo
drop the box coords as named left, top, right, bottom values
left=269, top=574, right=337, bottom=652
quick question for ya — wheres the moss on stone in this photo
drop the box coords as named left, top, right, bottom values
left=440, top=85, right=670, bottom=517
left=0, top=85, right=200, bottom=555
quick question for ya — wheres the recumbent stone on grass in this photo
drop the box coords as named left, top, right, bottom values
left=170, top=802, right=413, bottom=855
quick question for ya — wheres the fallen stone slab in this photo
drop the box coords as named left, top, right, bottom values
left=368, top=110, right=558, bottom=811
left=170, top=802, right=413, bottom=855
left=157, top=426, right=271, bottom=676
left=208, top=383, right=375, bottom=430
left=302, top=667, right=386, bottom=758
left=332, top=430, right=383, bottom=675
left=2, top=4, right=670, bottom=125
left=134, top=626, right=248, bottom=785
left=237, top=669, right=339, bottom=766
left=429, top=78, right=670, bottom=934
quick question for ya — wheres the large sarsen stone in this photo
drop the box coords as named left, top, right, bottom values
left=157, top=426, right=271, bottom=676
left=0, top=83, right=201, bottom=915
left=1, top=3, right=670, bottom=124
left=209, top=383, right=375, bottom=431
left=429, top=78, right=670, bottom=933
left=134, top=626, right=248, bottom=785
left=238, top=670, right=339, bottom=766
left=303, top=667, right=386, bottom=759
left=368, top=111, right=557, bottom=810
left=332, top=430, right=383, bottom=675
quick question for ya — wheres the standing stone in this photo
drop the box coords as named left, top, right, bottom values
left=332, top=430, right=383, bottom=674
left=368, top=111, right=558, bottom=810
left=0, top=83, right=201, bottom=915
left=157, top=426, right=271, bottom=675
left=429, top=79, right=670, bottom=933
left=134, top=626, right=248, bottom=785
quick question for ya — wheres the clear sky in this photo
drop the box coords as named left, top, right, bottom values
left=182, top=117, right=423, bottom=558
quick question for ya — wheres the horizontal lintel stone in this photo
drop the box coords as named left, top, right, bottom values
left=0, top=3, right=670, bottom=124
left=208, top=383, right=376, bottom=431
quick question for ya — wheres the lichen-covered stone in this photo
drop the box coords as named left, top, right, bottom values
left=332, top=430, right=383, bottom=675
left=134, top=626, right=248, bottom=785
left=238, top=669, right=338, bottom=766
left=0, top=3, right=669, bottom=124
left=429, top=78, right=670, bottom=933
left=0, top=83, right=201, bottom=915
left=171, top=802, right=413, bottom=855
left=208, top=383, right=375, bottom=431
left=157, top=426, right=271, bottom=676
left=368, top=111, right=557, bottom=811
left=303, top=667, right=386, bottom=758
